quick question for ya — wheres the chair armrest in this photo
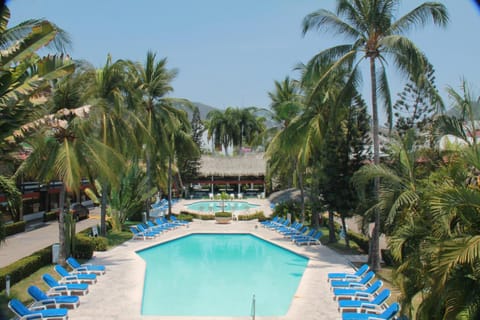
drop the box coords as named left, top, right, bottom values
left=353, top=292, right=373, bottom=300
left=59, top=275, right=80, bottom=283
left=30, top=299, right=57, bottom=308
left=21, top=312, right=46, bottom=320
left=29, top=304, right=47, bottom=310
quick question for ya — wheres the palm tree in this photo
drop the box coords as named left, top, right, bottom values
left=125, top=51, right=191, bottom=219
left=206, top=109, right=231, bottom=155
left=302, top=0, right=448, bottom=270
left=16, top=107, right=120, bottom=264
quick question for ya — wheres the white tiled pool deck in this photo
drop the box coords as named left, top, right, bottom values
left=68, top=215, right=358, bottom=320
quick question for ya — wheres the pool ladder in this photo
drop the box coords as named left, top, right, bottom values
left=251, top=294, right=256, bottom=320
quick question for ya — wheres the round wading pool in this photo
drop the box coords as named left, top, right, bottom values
left=186, top=200, right=259, bottom=212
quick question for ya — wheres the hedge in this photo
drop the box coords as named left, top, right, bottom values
left=237, top=211, right=266, bottom=221
left=43, top=211, right=58, bottom=222
left=73, top=234, right=95, bottom=259
left=0, top=246, right=51, bottom=289
left=346, top=230, right=370, bottom=253
left=5, top=221, right=26, bottom=236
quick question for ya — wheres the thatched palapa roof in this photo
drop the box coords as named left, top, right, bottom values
left=199, top=153, right=266, bottom=176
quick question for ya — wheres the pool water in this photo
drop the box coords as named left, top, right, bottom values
left=138, top=233, right=309, bottom=316
left=187, top=200, right=259, bottom=212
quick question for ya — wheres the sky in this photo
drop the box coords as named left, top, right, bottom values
left=6, top=0, right=480, bottom=121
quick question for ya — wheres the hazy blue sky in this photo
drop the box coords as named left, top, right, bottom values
left=7, top=0, right=480, bottom=120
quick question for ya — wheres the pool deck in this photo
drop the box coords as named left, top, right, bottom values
left=68, top=211, right=359, bottom=320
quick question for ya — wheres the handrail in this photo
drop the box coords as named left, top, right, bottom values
left=250, top=294, right=256, bottom=320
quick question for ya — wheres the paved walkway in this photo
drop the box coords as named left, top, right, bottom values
left=68, top=219, right=358, bottom=320
left=0, top=209, right=100, bottom=268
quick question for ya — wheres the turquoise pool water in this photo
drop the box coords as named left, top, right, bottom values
left=138, top=233, right=309, bottom=316
left=186, top=200, right=259, bottom=212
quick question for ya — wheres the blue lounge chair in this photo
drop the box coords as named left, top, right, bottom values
left=333, top=280, right=383, bottom=301
left=260, top=216, right=279, bottom=227
left=338, top=289, right=391, bottom=313
left=328, top=264, right=370, bottom=282
left=66, top=257, right=106, bottom=275
left=144, top=221, right=168, bottom=233
left=28, top=285, right=80, bottom=309
left=8, top=298, right=69, bottom=320
left=294, top=230, right=323, bottom=245
left=153, top=217, right=177, bottom=230
left=330, top=271, right=375, bottom=289
left=282, top=225, right=307, bottom=237
left=341, top=302, right=400, bottom=320
left=43, top=273, right=89, bottom=296
left=290, top=228, right=315, bottom=241
left=129, top=226, right=157, bottom=240
left=170, top=215, right=189, bottom=225
left=54, top=264, right=97, bottom=284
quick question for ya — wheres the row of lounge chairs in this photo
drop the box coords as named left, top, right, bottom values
left=129, top=216, right=189, bottom=240
left=8, top=257, right=106, bottom=320
left=327, top=264, right=400, bottom=319
left=261, top=216, right=323, bottom=245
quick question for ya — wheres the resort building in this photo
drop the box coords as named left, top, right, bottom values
left=190, top=153, right=267, bottom=198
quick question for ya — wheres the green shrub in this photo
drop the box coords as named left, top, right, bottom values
left=5, top=221, right=25, bottom=236
left=237, top=211, right=266, bottom=221
left=73, top=235, right=95, bottom=259
left=214, top=211, right=232, bottom=218
left=43, top=211, right=58, bottom=222
left=176, top=214, right=193, bottom=222
left=381, top=249, right=395, bottom=266
left=0, top=246, right=52, bottom=289
left=90, top=236, right=108, bottom=251
left=347, top=230, right=369, bottom=253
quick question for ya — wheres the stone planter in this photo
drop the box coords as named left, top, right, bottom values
left=215, top=216, right=232, bottom=224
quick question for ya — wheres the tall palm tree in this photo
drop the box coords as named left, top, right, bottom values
left=206, top=109, right=231, bottom=155
left=302, top=0, right=448, bottom=270
left=125, top=51, right=191, bottom=219
left=16, top=107, right=120, bottom=264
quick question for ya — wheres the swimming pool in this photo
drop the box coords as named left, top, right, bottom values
left=138, top=233, right=309, bottom=316
left=186, top=200, right=259, bottom=212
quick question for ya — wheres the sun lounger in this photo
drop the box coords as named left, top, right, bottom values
left=9, top=298, right=69, bottom=320
left=130, top=226, right=157, bottom=240
left=66, top=257, right=106, bottom=275
left=341, top=302, right=400, bottom=320
left=54, top=264, right=97, bottom=284
left=338, top=289, right=391, bottom=313
left=28, top=285, right=80, bottom=309
left=333, top=280, right=383, bottom=301
left=42, top=273, right=89, bottom=296
left=290, top=228, right=315, bottom=241
left=170, top=215, right=189, bottom=225
left=294, top=230, right=323, bottom=245
left=330, top=271, right=375, bottom=289
left=328, top=264, right=370, bottom=282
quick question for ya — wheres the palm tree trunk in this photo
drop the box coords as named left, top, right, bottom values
left=100, top=183, right=108, bottom=236
left=328, top=210, right=337, bottom=243
left=369, top=56, right=381, bottom=271
left=168, top=156, right=172, bottom=216
left=58, top=184, right=67, bottom=265
left=297, top=169, right=305, bottom=224
left=340, top=216, right=350, bottom=248
left=145, top=151, right=151, bottom=221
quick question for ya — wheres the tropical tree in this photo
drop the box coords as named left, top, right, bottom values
left=302, top=0, right=449, bottom=270
left=206, top=109, right=231, bottom=155
left=125, top=51, right=192, bottom=218
left=16, top=107, right=121, bottom=264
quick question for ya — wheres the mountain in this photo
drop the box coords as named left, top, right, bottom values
left=174, top=101, right=218, bottom=121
